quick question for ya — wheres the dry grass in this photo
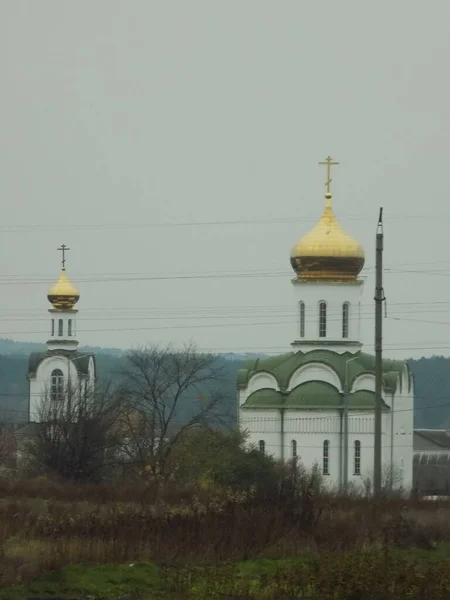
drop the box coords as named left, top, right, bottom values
left=0, top=475, right=449, bottom=592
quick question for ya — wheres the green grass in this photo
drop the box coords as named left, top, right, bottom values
left=0, top=563, right=164, bottom=600
left=2, top=545, right=450, bottom=600
left=236, top=554, right=313, bottom=576
left=395, top=542, right=450, bottom=562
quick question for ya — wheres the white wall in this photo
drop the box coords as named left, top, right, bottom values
left=29, top=354, right=95, bottom=422
left=47, top=309, right=79, bottom=351
left=291, top=279, right=363, bottom=352
left=390, top=369, right=414, bottom=490
left=239, top=409, right=282, bottom=457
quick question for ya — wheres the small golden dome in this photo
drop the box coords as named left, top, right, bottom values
left=47, top=269, right=80, bottom=310
left=290, top=195, right=365, bottom=281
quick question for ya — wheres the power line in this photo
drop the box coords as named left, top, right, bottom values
left=2, top=212, right=450, bottom=234
left=3, top=305, right=450, bottom=322
left=0, top=313, right=450, bottom=337
left=5, top=210, right=450, bottom=234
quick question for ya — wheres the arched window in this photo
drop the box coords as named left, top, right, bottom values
left=58, top=319, right=63, bottom=336
left=299, top=302, right=305, bottom=338
left=259, top=440, right=265, bottom=454
left=292, top=439, right=297, bottom=459
left=319, top=302, right=327, bottom=338
left=342, top=302, right=350, bottom=338
left=51, top=319, right=55, bottom=336
left=50, top=369, right=64, bottom=402
left=68, top=319, right=72, bottom=337
left=354, top=440, right=361, bottom=475
left=323, top=440, right=330, bottom=475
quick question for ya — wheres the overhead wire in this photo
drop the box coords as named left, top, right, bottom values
left=0, top=314, right=449, bottom=337
left=2, top=210, right=450, bottom=234
left=1, top=266, right=450, bottom=285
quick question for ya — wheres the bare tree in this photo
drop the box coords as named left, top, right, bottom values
left=0, top=421, right=17, bottom=471
left=361, top=463, right=405, bottom=497
left=117, top=343, right=230, bottom=480
left=23, top=381, right=124, bottom=482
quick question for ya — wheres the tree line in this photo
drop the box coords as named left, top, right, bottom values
left=12, top=344, right=277, bottom=488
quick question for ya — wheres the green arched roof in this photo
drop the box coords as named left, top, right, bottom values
left=237, top=349, right=411, bottom=394
left=242, top=381, right=389, bottom=410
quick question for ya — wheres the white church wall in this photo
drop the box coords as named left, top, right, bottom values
left=348, top=431, right=373, bottom=486
left=29, top=356, right=82, bottom=422
left=347, top=414, right=373, bottom=488
left=240, top=408, right=342, bottom=484
left=88, top=355, right=96, bottom=389
left=239, top=409, right=281, bottom=456
left=238, top=378, right=413, bottom=491
left=390, top=376, right=414, bottom=491
left=284, top=410, right=341, bottom=481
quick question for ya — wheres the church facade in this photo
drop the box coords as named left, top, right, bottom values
left=237, top=159, right=414, bottom=491
left=27, top=250, right=96, bottom=422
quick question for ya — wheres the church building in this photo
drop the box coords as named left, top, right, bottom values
left=237, top=158, right=414, bottom=491
left=27, top=247, right=96, bottom=422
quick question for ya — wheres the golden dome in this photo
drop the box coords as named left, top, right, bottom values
left=47, top=269, right=80, bottom=310
left=290, top=193, right=365, bottom=281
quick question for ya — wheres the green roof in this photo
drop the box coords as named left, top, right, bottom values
left=28, top=351, right=95, bottom=377
left=237, top=349, right=411, bottom=395
left=242, top=380, right=389, bottom=410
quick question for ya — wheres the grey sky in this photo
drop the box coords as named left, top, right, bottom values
left=0, top=0, right=449, bottom=358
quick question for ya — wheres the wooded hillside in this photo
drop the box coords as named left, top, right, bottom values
left=0, top=337, right=446, bottom=429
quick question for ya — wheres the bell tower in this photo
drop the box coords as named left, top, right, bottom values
left=27, top=246, right=96, bottom=422
left=289, top=157, right=365, bottom=354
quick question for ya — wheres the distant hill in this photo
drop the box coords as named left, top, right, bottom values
left=0, top=337, right=447, bottom=430
left=0, top=337, right=125, bottom=357
left=408, top=356, right=450, bottom=429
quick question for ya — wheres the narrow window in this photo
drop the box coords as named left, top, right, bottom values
left=50, top=369, right=64, bottom=402
left=299, top=302, right=305, bottom=338
left=51, top=319, right=55, bottom=336
left=319, top=302, right=327, bottom=338
left=58, top=319, right=63, bottom=336
left=342, top=302, right=350, bottom=338
left=292, top=439, right=297, bottom=458
left=259, top=440, right=265, bottom=454
left=323, top=440, right=330, bottom=475
left=354, top=440, right=361, bottom=475
left=68, top=319, right=72, bottom=337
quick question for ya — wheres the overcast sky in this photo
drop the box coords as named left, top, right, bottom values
left=1, top=0, right=449, bottom=358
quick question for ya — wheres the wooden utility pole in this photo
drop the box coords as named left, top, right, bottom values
left=374, top=208, right=384, bottom=496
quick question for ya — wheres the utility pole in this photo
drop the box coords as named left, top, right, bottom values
left=374, top=208, right=384, bottom=496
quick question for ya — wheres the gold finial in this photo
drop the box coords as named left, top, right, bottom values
left=319, top=156, right=339, bottom=204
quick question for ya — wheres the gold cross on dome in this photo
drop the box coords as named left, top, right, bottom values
left=57, top=244, right=70, bottom=270
left=319, top=155, right=339, bottom=196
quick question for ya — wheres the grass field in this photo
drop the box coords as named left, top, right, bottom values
left=0, top=478, right=450, bottom=598
left=1, top=546, right=450, bottom=599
